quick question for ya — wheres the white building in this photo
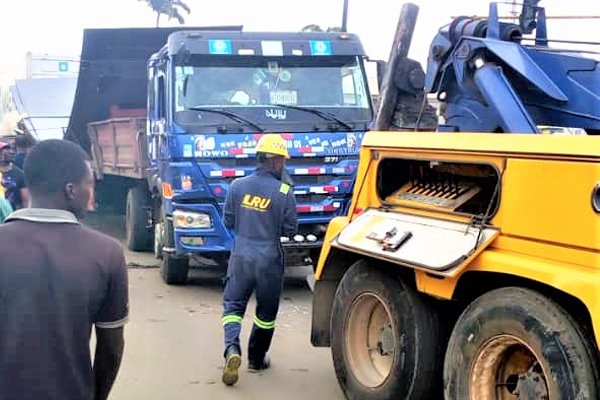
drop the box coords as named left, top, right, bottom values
left=25, top=53, right=79, bottom=79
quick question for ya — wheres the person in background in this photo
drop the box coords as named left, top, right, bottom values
left=0, top=141, right=29, bottom=209
left=0, top=140, right=129, bottom=400
left=13, top=134, right=36, bottom=170
left=0, top=175, right=12, bottom=223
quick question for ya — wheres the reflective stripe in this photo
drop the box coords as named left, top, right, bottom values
left=96, top=315, right=129, bottom=329
left=280, top=183, right=291, bottom=195
left=222, top=314, right=243, bottom=325
left=253, top=316, right=276, bottom=329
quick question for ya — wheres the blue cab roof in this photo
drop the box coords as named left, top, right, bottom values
left=162, top=31, right=366, bottom=58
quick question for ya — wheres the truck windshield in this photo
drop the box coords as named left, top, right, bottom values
left=173, top=55, right=371, bottom=131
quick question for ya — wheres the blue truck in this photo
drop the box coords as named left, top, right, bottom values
left=67, top=27, right=374, bottom=284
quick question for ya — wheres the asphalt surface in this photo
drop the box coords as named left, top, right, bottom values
left=86, top=212, right=343, bottom=400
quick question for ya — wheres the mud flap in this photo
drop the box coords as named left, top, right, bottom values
left=333, top=209, right=499, bottom=277
left=306, top=273, right=316, bottom=292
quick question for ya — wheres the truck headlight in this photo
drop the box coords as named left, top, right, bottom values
left=173, top=210, right=212, bottom=228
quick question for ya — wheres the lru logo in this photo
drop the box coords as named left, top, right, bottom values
left=242, top=194, right=272, bottom=211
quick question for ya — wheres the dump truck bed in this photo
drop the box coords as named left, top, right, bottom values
left=88, top=117, right=147, bottom=180
left=65, top=26, right=242, bottom=154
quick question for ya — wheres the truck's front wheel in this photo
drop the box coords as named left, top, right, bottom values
left=125, top=185, right=153, bottom=251
left=331, top=260, right=443, bottom=400
left=161, top=254, right=189, bottom=285
left=160, top=215, right=189, bottom=285
left=444, top=287, right=599, bottom=399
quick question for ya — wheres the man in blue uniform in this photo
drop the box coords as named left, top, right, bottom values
left=221, top=133, right=297, bottom=386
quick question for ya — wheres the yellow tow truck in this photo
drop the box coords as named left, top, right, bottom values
left=311, top=1, right=600, bottom=399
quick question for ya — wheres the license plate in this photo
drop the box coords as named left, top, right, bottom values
left=269, top=90, right=298, bottom=105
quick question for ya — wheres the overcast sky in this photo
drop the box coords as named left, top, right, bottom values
left=0, top=0, right=598, bottom=84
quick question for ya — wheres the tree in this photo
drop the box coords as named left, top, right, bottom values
left=301, top=24, right=324, bottom=32
left=139, top=0, right=191, bottom=27
left=301, top=25, right=342, bottom=32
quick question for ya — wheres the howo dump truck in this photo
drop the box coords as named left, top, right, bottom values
left=67, top=28, right=374, bottom=285
left=311, top=2, right=600, bottom=399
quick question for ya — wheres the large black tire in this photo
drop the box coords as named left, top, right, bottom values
left=331, top=260, right=443, bottom=400
left=444, top=287, right=600, bottom=400
left=161, top=254, right=189, bottom=285
left=125, top=186, right=153, bottom=251
left=160, top=216, right=189, bottom=285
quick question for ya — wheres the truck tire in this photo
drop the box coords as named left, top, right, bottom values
left=125, top=186, right=152, bottom=251
left=161, top=254, right=189, bottom=285
left=160, top=216, right=189, bottom=285
left=444, top=287, right=600, bottom=400
left=331, top=260, right=443, bottom=400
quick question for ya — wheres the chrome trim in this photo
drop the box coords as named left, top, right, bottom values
left=592, top=183, right=600, bottom=213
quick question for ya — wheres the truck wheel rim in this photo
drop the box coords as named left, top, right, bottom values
left=345, top=292, right=395, bottom=388
left=470, top=334, right=550, bottom=399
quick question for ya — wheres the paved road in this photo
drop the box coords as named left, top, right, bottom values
left=86, top=213, right=344, bottom=400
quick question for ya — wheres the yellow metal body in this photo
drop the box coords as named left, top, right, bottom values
left=316, top=132, right=600, bottom=345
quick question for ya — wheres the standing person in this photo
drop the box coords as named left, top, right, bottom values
left=0, top=170, right=13, bottom=223
left=0, top=141, right=29, bottom=209
left=12, top=133, right=35, bottom=170
left=0, top=140, right=129, bottom=400
left=221, top=134, right=297, bottom=386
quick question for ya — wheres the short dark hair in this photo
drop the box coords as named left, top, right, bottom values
left=24, top=140, right=90, bottom=195
left=256, top=152, right=283, bottom=165
left=256, top=152, right=269, bottom=164
left=15, top=134, right=35, bottom=149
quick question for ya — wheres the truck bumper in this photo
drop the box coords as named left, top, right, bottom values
left=168, top=202, right=331, bottom=266
left=170, top=202, right=233, bottom=255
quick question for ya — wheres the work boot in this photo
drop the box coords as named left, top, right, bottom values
left=247, top=354, right=271, bottom=373
left=222, top=346, right=242, bottom=386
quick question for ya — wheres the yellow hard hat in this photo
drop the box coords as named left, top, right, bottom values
left=255, top=134, right=290, bottom=159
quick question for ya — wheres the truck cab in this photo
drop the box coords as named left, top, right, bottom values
left=146, top=31, right=373, bottom=283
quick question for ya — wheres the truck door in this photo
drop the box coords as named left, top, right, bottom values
left=147, top=63, right=159, bottom=169
left=148, top=60, right=169, bottom=164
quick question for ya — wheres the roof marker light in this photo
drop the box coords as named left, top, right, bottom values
left=208, top=39, right=232, bottom=55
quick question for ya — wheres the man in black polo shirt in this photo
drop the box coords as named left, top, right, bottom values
left=0, top=140, right=129, bottom=400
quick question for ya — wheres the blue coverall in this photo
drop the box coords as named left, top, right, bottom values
left=222, top=167, right=297, bottom=364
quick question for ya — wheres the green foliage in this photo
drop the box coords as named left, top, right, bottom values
left=139, top=0, right=191, bottom=27
left=301, top=24, right=342, bottom=32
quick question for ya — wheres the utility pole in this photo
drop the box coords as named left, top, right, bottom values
left=341, top=0, right=349, bottom=32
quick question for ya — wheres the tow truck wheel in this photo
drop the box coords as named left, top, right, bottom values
left=125, top=185, right=153, bottom=251
left=331, top=260, right=442, bottom=400
left=444, top=287, right=599, bottom=400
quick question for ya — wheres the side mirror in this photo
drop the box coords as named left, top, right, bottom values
left=365, top=58, right=387, bottom=94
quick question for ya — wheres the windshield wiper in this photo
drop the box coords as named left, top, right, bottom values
left=188, top=107, right=264, bottom=132
left=273, top=104, right=353, bottom=130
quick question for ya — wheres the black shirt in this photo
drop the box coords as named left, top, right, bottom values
left=12, top=152, right=26, bottom=170
left=1, top=166, right=25, bottom=209
left=0, top=208, right=129, bottom=400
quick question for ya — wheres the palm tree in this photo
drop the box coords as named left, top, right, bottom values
left=301, top=24, right=324, bottom=32
left=139, top=0, right=191, bottom=27
left=301, top=25, right=341, bottom=33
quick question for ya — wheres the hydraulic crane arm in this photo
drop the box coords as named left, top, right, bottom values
left=423, top=1, right=600, bottom=134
